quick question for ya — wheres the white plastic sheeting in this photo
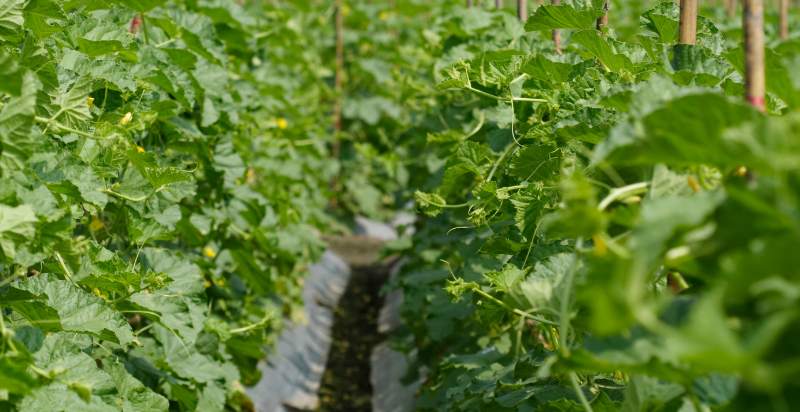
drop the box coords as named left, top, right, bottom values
left=246, top=217, right=420, bottom=412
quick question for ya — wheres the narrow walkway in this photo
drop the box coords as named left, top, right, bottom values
left=317, top=265, right=390, bottom=412
left=246, top=224, right=410, bottom=412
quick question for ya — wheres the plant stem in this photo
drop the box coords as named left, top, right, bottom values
left=35, top=117, right=94, bottom=138
left=597, top=182, right=648, bottom=211
left=230, top=313, right=274, bottom=334
left=471, top=287, right=558, bottom=325
left=102, top=189, right=150, bottom=202
left=570, top=372, right=594, bottom=412
left=54, top=252, right=73, bottom=282
left=140, top=14, right=150, bottom=44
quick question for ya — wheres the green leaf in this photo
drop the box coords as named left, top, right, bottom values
left=195, top=382, right=226, bottom=412
left=514, top=253, right=576, bottom=311
left=641, top=6, right=679, bottom=42
left=595, top=93, right=763, bottom=168
left=621, top=375, right=684, bottom=412
left=0, top=353, right=37, bottom=395
left=5, top=274, right=135, bottom=345
left=77, top=20, right=135, bottom=57
left=510, top=144, right=560, bottom=181
left=127, top=149, right=194, bottom=191
left=110, top=0, right=165, bottom=12
left=48, top=77, right=94, bottom=128
left=571, top=30, right=634, bottom=73
left=0, top=0, right=24, bottom=40
left=663, top=290, right=749, bottom=372
left=105, top=360, right=169, bottom=412
left=20, top=383, right=117, bottom=412
left=525, top=5, right=601, bottom=31
left=23, top=0, right=65, bottom=39
left=152, top=325, right=239, bottom=384
left=0, top=51, right=23, bottom=95
left=129, top=248, right=206, bottom=342
left=0, top=72, right=40, bottom=170
left=0, top=204, right=37, bottom=260
left=630, top=191, right=724, bottom=269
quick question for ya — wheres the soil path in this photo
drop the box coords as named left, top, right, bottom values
left=317, top=264, right=390, bottom=412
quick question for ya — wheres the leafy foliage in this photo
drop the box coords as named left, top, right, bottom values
left=375, top=1, right=800, bottom=411
left=0, top=0, right=337, bottom=409
left=3, top=0, right=800, bottom=411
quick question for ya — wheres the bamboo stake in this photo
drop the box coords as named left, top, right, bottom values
left=597, top=0, right=609, bottom=31
left=467, top=0, right=473, bottom=7
left=328, top=0, right=346, bottom=205
left=496, top=0, right=503, bottom=8
left=679, top=0, right=698, bottom=44
left=780, top=0, right=789, bottom=39
left=333, top=0, right=344, bottom=152
left=726, top=0, right=736, bottom=18
left=553, top=0, right=562, bottom=53
left=744, top=0, right=766, bottom=111
left=518, top=0, right=527, bottom=22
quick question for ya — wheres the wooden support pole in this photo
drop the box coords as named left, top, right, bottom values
left=679, top=0, right=698, bottom=44
left=467, top=0, right=473, bottom=7
left=496, top=0, right=503, bottom=8
left=329, top=0, right=346, bottom=204
left=333, top=0, right=344, bottom=148
left=518, top=0, right=527, bottom=21
left=552, top=0, right=562, bottom=53
left=744, top=0, right=766, bottom=111
left=726, top=0, right=736, bottom=18
left=780, top=0, right=789, bottom=39
left=596, top=0, right=609, bottom=31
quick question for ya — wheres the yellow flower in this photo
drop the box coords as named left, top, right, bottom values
left=592, top=234, right=607, bottom=256
left=89, top=216, right=104, bottom=232
left=215, top=278, right=226, bottom=287
left=379, top=11, right=390, bottom=21
left=203, top=279, right=212, bottom=288
left=136, top=145, right=145, bottom=153
left=276, top=117, right=288, bottom=129
left=687, top=175, right=701, bottom=193
left=92, top=288, right=108, bottom=300
left=87, top=96, right=95, bottom=108
left=734, top=166, right=748, bottom=177
left=120, top=112, right=133, bottom=125
left=203, top=246, right=216, bottom=258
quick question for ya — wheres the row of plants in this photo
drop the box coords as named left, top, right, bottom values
left=375, top=1, right=800, bottom=410
left=0, top=0, right=341, bottom=410
left=3, top=0, right=800, bottom=410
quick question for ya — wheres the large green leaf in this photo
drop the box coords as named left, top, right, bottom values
left=571, top=30, right=634, bottom=73
left=0, top=71, right=40, bottom=170
left=595, top=93, right=763, bottom=168
left=525, top=5, right=601, bottom=31
left=23, top=0, right=65, bottom=39
left=5, top=274, right=135, bottom=345
left=48, top=77, right=94, bottom=128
